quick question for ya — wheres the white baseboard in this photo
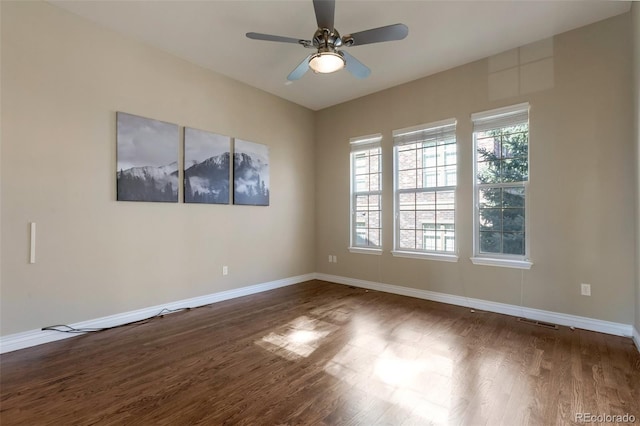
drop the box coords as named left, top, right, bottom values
left=315, top=273, right=634, bottom=338
left=0, top=273, right=315, bottom=354
left=2, top=272, right=635, bottom=354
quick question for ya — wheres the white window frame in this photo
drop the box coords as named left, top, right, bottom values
left=349, top=134, right=383, bottom=255
left=471, top=103, right=532, bottom=269
left=392, top=119, right=458, bottom=262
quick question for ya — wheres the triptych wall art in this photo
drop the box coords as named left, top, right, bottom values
left=116, top=112, right=270, bottom=206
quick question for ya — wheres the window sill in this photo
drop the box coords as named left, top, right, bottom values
left=391, top=251, right=458, bottom=262
left=470, top=257, right=533, bottom=269
left=348, top=247, right=383, bottom=255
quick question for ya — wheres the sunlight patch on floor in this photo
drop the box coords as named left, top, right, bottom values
left=324, top=329, right=454, bottom=423
left=255, top=315, right=338, bottom=361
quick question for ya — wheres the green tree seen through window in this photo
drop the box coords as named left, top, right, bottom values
left=476, top=124, right=528, bottom=255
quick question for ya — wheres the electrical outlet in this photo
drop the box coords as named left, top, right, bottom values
left=332, top=255, right=337, bottom=263
left=328, top=255, right=332, bottom=263
left=580, top=283, right=591, bottom=296
left=223, top=266, right=228, bottom=276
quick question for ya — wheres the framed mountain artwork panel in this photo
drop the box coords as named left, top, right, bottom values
left=184, top=127, right=231, bottom=204
left=233, top=139, right=270, bottom=206
left=116, top=112, right=179, bottom=202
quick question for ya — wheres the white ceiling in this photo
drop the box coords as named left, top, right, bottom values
left=50, top=1, right=630, bottom=111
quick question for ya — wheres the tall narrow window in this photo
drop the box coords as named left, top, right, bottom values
left=392, top=119, right=457, bottom=261
left=349, top=134, right=382, bottom=253
left=471, top=103, right=532, bottom=269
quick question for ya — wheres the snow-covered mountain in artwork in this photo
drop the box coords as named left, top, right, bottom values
left=123, top=162, right=178, bottom=180
left=183, top=128, right=230, bottom=204
left=116, top=112, right=179, bottom=202
left=117, top=162, right=179, bottom=202
left=184, top=154, right=230, bottom=204
left=233, top=139, right=269, bottom=206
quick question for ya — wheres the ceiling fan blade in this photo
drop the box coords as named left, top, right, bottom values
left=288, top=55, right=312, bottom=81
left=246, top=32, right=306, bottom=45
left=313, top=0, right=335, bottom=30
left=345, top=23, right=409, bottom=46
left=342, top=51, right=370, bottom=79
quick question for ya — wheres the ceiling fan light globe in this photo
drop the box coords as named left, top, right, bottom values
left=309, top=52, right=345, bottom=74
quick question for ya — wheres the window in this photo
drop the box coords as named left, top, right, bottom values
left=471, top=103, right=532, bottom=269
left=349, top=134, right=382, bottom=253
left=392, top=119, right=457, bottom=261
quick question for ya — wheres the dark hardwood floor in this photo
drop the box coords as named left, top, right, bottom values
left=1, top=280, right=639, bottom=425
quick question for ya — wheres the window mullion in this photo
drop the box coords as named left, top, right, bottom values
left=476, top=182, right=525, bottom=189
left=396, top=185, right=456, bottom=194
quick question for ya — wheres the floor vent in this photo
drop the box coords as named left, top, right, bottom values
left=517, top=317, right=559, bottom=330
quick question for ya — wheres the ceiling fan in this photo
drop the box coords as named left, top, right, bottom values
left=246, top=0, right=409, bottom=81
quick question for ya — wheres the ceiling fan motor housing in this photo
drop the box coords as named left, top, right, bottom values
left=313, top=27, right=343, bottom=50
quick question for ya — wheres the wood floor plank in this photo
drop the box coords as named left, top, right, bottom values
left=2, top=280, right=639, bottom=425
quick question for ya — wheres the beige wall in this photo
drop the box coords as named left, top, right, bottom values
left=633, top=3, right=640, bottom=335
left=0, top=1, right=316, bottom=336
left=316, top=14, right=635, bottom=324
left=1, top=2, right=636, bottom=338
